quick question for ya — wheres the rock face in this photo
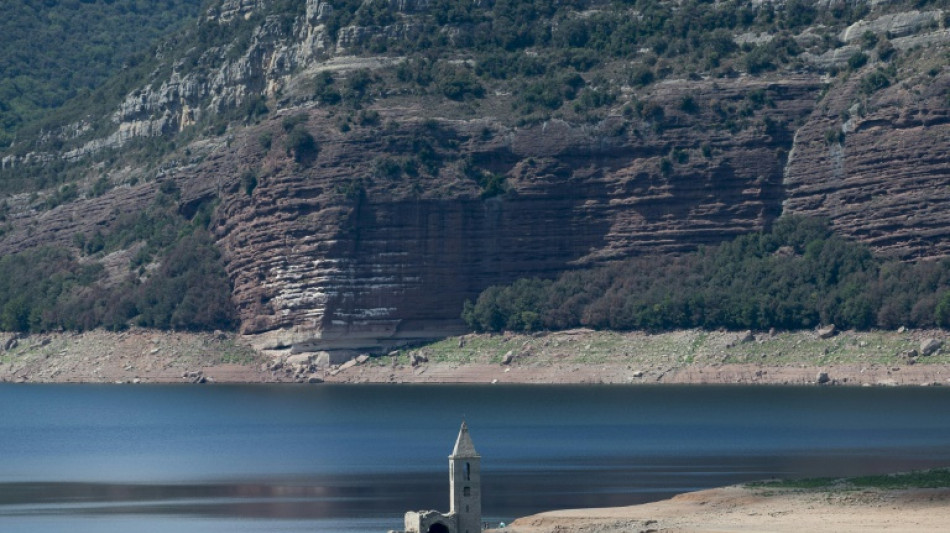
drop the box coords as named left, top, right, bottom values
left=783, top=60, right=950, bottom=258
left=205, top=74, right=820, bottom=349
left=1, top=0, right=949, bottom=352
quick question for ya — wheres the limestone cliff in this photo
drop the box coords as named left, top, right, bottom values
left=1, top=0, right=948, bottom=351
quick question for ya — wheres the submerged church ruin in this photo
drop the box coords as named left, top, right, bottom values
left=391, top=422, right=482, bottom=533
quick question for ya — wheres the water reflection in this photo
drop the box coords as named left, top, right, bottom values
left=2, top=384, right=950, bottom=531
left=4, top=450, right=949, bottom=522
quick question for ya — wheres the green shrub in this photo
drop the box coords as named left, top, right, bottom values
left=848, top=52, right=868, bottom=70
left=259, top=131, right=273, bottom=150
left=462, top=216, right=950, bottom=333
left=876, top=39, right=896, bottom=61
left=935, top=292, right=950, bottom=328
left=679, top=95, right=699, bottom=114
left=860, top=69, right=891, bottom=94
left=284, top=125, right=318, bottom=164
left=241, top=171, right=258, bottom=195
left=314, top=71, right=342, bottom=105
left=744, top=45, right=775, bottom=74
left=437, top=67, right=485, bottom=101
left=628, top=65, right=655, bottom=87
left=825, top=128, right=845, bottom=145
left=343, top=69, right=376, bottom=105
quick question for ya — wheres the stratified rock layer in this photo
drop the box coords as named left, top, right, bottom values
left=206, top=77, right=821, bottom=348
left=784, top=66, right=950, bottom=258
left=1, top=1, right=949, bottom=352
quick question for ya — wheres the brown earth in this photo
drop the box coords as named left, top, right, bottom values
left=0, top=329, right=273, bottom=384
left=496, top=484, right=950, bottom=533
left=2, top=327, right=949, bottom=387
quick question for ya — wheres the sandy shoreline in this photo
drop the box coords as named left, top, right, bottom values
left=1, top=327, right=949, bottom=386
left=494, top=482, right=950, bottom=532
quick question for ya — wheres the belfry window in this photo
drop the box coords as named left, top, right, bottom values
left=464, top=486, right=471, bottom=497
left=465, top=462, right=470, bottom=481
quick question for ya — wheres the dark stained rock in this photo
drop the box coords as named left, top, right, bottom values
left=921, top=338, right=943, bottom=356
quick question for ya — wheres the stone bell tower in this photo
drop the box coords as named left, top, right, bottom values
left=393, top=423, right=482, bottom=533
left=449, top=421, right=481, bottom=533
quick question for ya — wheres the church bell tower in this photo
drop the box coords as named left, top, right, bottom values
left=449, top=421, right=481, bottom=533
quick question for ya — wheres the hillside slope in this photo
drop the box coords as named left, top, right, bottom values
left=0, top=0, right=205, bottom=146
left=0, top=0, right=948, bottom=353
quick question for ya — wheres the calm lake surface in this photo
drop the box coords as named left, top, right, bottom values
left=2, top=384, right=950, bottom=532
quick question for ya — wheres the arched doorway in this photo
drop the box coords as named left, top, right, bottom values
left=427, top=523, right=450, bottom=533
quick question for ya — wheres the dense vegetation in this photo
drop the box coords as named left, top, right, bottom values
left=0, top=185, right=236, bottom=334
left=0, top=0, right=205, bottom=147
left=463, top=217, right=950, bottom=333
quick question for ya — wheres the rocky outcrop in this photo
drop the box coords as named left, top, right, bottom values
left=205, top=75, right=820, bottom=350
left=1, top=0, right=949, bottom=353
left=208, top=0, right=266, bottom=23
left=921, top=338, right=943, bottom=356
left=783, top=58, right=950, bottom=258
left=839, top=10, right=943, bottom=43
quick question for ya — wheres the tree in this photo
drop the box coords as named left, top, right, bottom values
left=284, top=125, right=318, bottom=164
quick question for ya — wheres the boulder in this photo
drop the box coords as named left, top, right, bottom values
left=286, top=353, right=313, bottom=367
left=921, top=338, right=943, bottom=356
left=817, top=324, right=836, bottom=339
left=816, top=371, right=830, bottom=384
left=356, top=354, right=370, bottom=364
left=3, top=337, right=18, bottom=351
left=287, top=353, right=315, bottom=374
left=307, top=375, right=324, bottom=384
left=632, top=370, right=644, bottom=378
left=410, top=353, right=428, bottom=366
left=338, top=358, right=358, bottom=371
left=501, top=350, right=514, bottom=365
left=738, top=330, right=755, bottom=344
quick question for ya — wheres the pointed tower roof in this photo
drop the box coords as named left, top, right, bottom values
left=450, top=421, right=480, bottom=458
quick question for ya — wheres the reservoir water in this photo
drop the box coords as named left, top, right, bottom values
left=2, top=384, right=950, bottom=532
